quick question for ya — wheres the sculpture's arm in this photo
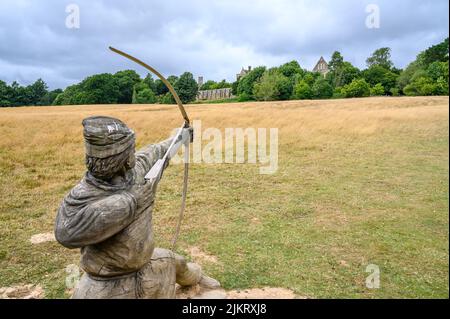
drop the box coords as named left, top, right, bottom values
left=134, top=136, right=174, bottom=179
left=54, top=192, right=137, bottom=249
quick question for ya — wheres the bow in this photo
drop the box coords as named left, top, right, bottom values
left=109, top=46, right=190, bottom=250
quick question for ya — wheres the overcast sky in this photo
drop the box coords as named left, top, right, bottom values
left=0, top=0, right=448, bottom=89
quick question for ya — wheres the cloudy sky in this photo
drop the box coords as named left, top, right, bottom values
left=0, top=0, right=448, bottom=89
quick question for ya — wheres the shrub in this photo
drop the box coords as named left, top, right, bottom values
left=174, top=72, right=198, bottom=104
left=253, top=70, right=292, bottom=101
left=390, top=88, right=400, bottom=96
left=160, top=92, right=175, bottom=104
left=292, top=80, right=312, bottom=99
left=341, top=79, right=370, bottom=98
left=237, top=66, right=266, bottom=99
left=370, top=83, right=385, bottom=96
left=133, top=88, right=157, bottom=104
left=312, top=77, right=333, bottom=99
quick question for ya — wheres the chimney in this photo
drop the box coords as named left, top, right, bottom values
left=248, top=66, right=252, bottom=71
left=197, top=76, right=204, bottom=88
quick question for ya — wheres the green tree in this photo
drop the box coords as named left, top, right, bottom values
left=341, top=79, right=370, bottom=98
left=328, top=51, right=344, bottom=72
left=40, top=89, right=63, bottom=106
left=420, top=38, right=449, bottom=67
left=114, top=70, right=141, bottom=104
left=278, top=60, right=303, bottom=78
left=174, top=72, right=198, bottom=104
left=370, top=83, right=385, bottom=96
left=155, top=79, right=168, bottom=95
left=328, top=61, right=361, bottom=88
left=0, top=80, right=13, bottom=107
left=366, top=47, right=394, bottom=69
left=160, top=92, right=175, bottom=104
left=237, top=66, right=266, bottom=100
left=133, top=88, right=157, bottom=104
left=292, top=80, right=313, bottom=99
left=200, top=80, right=217, bottom=90
left=252, top=71, right=278, bottom=101
left=143, top=73, right=156, bottom=94
left=427, top=61, right=449, bottom=83
left=253, top=69, right=292, bottom=101
left=27, top=79, right=48, bottom=105
left=312, top=77, right=333, bottom=99
left=362, top=65, right=398, bottom=94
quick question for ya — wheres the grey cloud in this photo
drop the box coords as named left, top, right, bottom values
left=0, top=0, right=448, bottom=89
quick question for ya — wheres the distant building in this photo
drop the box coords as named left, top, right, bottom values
left=313, top=56, right=329, bottom=75
left=197, top=76, right=204, bottom=89
left=236, top=66, right=252, bottom=80
left=197, top=88, right=234, bottom=101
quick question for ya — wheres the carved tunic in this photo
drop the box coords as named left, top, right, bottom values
left=55, top=139, right=172, bottom=277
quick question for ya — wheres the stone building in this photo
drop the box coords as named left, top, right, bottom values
left=313, top=56, right=329, bottom=75
left=236, top=66, right=252, bottom=80
left=197, top=76, right=204, bottom=89
left=197, top=88, right=234, bottom=101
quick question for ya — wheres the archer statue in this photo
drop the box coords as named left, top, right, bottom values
left=55, top=116, right=219, bottom=298
left=54, top=48, right=220, bottom=299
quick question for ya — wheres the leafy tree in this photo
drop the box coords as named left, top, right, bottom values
left=40, top=89, right=63, bottom=106
left=362, top=65, right=397, bottom=94
left=420, top=38, right=449, bottom=67
left=27, top=79, right=48, bottom=105
left=253, top=69, right=292, bottom=101
left=341, top=79, right=370, bottom=98
left=168, top=75, right=178, bottom=85
left=114, top=70, right=141, bottom=104
left=231, top=80, right=239, bottom=96
left=143, top=73, right=156, bottom=94
left=366, top=47, right=394, bottom=69
left=312, top=77, right=333, bottom=99
left=370, top=83, right=385, bottom=96
left=160, top=92, right=175, bottom=104
left=390, top=88, right=400, bottom=96
left=427, top=61, right=449, bottom=83
left=303, top=72, right=318, bottom=86
left=214, top=79, right=232, bottom=89
left=237, top=66, right=266, bottom=100
left=174, top=72, right=198, bottom=104
left=0, top=80, right=13, bottom=106
left=397, top=61, right=421, bottom=90
left=328, top=51, right=344, bottom=71
left=155, top=79, right=168, bottom=96
left=133, top=88, right=157, bottom=104
left=200, top=80, right=217, bottom=90
left=328, top=61, right=361, bottom=88
left=253, top=71, right=278, bottom=101
left=292, top=80, right=313, bottom=99
left=278, top=60, right=303, bottom=78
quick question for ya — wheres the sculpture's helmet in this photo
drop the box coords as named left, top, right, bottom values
left=82, top=116, right=135, bottom=158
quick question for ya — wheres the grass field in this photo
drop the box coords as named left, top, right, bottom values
left=0, top=96, right=448, bottom=298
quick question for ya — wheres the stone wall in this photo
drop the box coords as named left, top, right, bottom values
left=197, top=88, right=234, bottom=101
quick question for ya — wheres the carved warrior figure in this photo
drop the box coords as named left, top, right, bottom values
left=55, top=116, right=219, bottom=298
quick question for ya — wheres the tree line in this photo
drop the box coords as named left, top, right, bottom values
left=0, top=38, right=447, bottom=107
left=234, top=38, right=448, bottom=101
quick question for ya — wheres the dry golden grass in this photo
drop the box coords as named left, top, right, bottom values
left=0, top=96, right=448, bottom=298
